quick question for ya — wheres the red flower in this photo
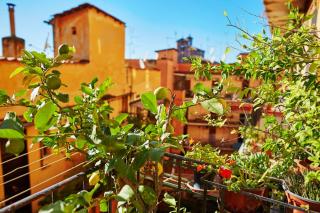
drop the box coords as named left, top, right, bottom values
left=265, top=150, right=272, bottom=158
left=219, top=166, right=232, bottom=179
left=196, top=164, right=205, bottom=172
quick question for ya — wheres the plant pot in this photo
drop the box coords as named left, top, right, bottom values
left=220, top=188, right=267, bottom=213
left=295, top=159, right=320, bottom=174
left=283, top=182, right=320, bottom=213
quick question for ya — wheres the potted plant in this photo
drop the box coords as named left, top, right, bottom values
left=190, top=3, right=320, bottom=212
left=185, top=143, right=226, bottom=196
left=217, top=153, right=273, bottom=213
left=283, top=171, right=320, bottom=213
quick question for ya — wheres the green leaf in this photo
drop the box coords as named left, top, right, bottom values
left=115, top=113, right=128, bottom=125
left=192, top=83, right=210, bottom=95
left=34, top=101, right=57, bottom=131
left=81, top=84, right=94, bottom=96
left=15, top=90, right=27, bottom=97
left=0, top=90, right=9, bottom=105
left=0, top=114, right=24, bottom=139
left=39, top=201, right=66, bottom=213
left=75, top=136, right=87, bottom=150
left=141, top=92, right=157, bottom=114
left=149, top=148, right=165, bottom=162
left=74, top=96, right=83, bottom=104
left=10, top=67, right=26, bottom=78
left=223, top=10, right=228, bottom=17
left=224, top=47, right=231, bottom=55
left=163, top=193, right=176, bottom=207
left=172, top=101, right=194, bottom=124
left=99, top=199, right=108, bottom=212
left=0, top=129, right=24, bottom=139
left=309, top=62, right=319, bottom=73
left=126, top=132, right=142, bottom=145
left=132, top=149, right=149, bottom=170
left=117, top=185, right=134, bottom=201
left=200, top=98, right=224, bottom=115
left=56, top=93, right=69, bottom=103
left=23, top=108, right=34, bottom=122
left=122, top=124, right=134, bottom=133
left=98, top=78, right=113, bottom=99
left=138, top=185, right=157, bottom=206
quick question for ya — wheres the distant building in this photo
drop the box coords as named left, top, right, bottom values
left=128, top=44, right=257, bottom=155
left=176, top=36, right=204, bottom=63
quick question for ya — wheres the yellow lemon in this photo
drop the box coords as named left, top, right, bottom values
left=89, top=171, right=100, bottom=186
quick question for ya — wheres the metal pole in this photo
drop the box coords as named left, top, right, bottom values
left=177, top=159, right=182, bottom=213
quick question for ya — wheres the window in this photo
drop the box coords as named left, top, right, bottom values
left=71, top=26, right=77, bottom=35
left=174, top=76, right=186, bottom=90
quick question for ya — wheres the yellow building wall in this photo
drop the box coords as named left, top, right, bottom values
left=128, top=68, right=161, bottom=97
left=88, top=8, right=127, bottom=96
left=52, top=9, right=90, bottom=61
left=0, top=6, right=129, bottom=211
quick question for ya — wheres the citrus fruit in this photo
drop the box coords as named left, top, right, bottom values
left=5, top=139, right=25, bottom=155
left=154, top=87, right=169, bottom=100
left=157, top=162, right=163, bottom=176
left=89, top=171, right=100, bottom=186
left=58, top=44, right=69, bottom=55
left=46, top=75, right=61, bottom=90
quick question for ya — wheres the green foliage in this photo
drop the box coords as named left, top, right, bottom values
left=0, top=112, right=24, bottom=140
left=163, top=193, right=189, bottom=213
left=200, top=98, right=224, bottom=115
left=185, top=143, right=226, bottom=169
left=191, top=4, right=320, bottom=199
left=0, top=43, right=195, bottom=212
left=286, top=172, right=320, bottom=202
left=141, top=92, right=158, bottom=114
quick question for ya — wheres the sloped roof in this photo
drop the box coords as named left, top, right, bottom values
left=264, top=0, right=312, bottom=28
left=48, top=3, right=125, bottom=25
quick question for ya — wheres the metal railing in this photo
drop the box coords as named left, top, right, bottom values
left=0, top=152, right=319, bottom=213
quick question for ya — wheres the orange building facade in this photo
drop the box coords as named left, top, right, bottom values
left=0, top=3, right=129, bottom=212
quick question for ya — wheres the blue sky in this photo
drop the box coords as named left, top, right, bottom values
left=0, top=0, right=267, bottom=62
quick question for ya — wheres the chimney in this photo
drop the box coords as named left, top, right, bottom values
left=2, top=3, right=25, bottom=57
left=7, top=3, right=16, bottom=37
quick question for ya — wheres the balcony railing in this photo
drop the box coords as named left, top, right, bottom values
left=0, top=153, right=318, bottom=213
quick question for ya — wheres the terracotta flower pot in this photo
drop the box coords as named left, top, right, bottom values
left=220, top=188, right=267, bottom=213
left=295, top=159, right=320, bottom=174
left=283, top=182, right=320, bottom=213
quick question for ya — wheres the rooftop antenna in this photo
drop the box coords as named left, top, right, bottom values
left=43, top=32, right=52, bottom=52
left=127, top=27, right=137, bottom=59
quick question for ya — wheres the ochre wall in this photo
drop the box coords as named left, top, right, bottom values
left=0, top=5, right=129, bottom=212
left=88, top=8, right=127, bottom=96
left=128, top=68, right=161, bottom=97
left=52, top=9, right=90, bottom=61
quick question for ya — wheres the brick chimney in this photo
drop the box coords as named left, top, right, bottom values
left=2, top=3, right=25, bottom=58
left=8, top=3, right=16, bottom=36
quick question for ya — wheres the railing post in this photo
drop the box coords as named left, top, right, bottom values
left=177, top=159, right=182, bottom=213
left=202, top=182, right=207, bottom=213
